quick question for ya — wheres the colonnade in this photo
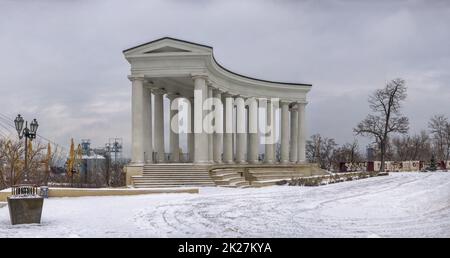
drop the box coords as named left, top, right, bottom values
left=130, top=75, right=307, bottom=165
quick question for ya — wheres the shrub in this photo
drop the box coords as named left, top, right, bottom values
left=276, top=180, right=288, bottom=185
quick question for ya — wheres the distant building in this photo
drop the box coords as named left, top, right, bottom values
left=79, top=148, right=107, bottom=183
left=366, top=146, right=376, bottom=161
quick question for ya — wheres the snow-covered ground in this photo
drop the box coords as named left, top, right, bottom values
left=0, top=172, right=449, bottom=238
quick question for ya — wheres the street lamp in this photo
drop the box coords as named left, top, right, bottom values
left=14, top=114, right=39, bottom=183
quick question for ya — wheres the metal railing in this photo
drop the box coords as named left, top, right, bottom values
left=11, top=185, right=39, bottom=197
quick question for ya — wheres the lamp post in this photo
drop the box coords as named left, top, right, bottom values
left=14, top=114, right=39, bottom=183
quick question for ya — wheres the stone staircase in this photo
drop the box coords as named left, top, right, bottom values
left=245, top=164, right=330, bottom=187
left=209, top=168, right=249, bottom=188
left=130, top=163, right=328, bottom=188
left=131, top=164, right=215, bottom=188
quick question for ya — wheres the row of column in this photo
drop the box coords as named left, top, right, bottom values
left=130, top=75, right=306, bottom=165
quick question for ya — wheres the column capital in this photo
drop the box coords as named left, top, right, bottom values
left=239, top=95, right=252, bottom=100
left=128, top=75, right=145, bottom=82
left=222, top=91, right=236, bottom=98
left=191, top=73, right=208, bottom=80
left=212, top=88, right=225, bottom=95
left=289, top=103, right=298, bottom=111
left=151, top=87, right=166, bottom=95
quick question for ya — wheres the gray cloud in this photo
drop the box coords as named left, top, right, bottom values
left=0, top=0, right=449, bottom=156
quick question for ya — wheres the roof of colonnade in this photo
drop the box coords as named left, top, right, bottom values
left=123, top=37, right=312, bottom=101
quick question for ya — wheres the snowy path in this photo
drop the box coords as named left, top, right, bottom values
left=0, top=172, right=449, bottom=237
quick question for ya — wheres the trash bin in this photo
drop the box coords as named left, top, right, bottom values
left=8, top=185, right=44, bottom=225
left=39, top=186, right=49, bottom=198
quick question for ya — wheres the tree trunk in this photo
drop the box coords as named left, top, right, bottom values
left=380, top=142, right=386, bottom=172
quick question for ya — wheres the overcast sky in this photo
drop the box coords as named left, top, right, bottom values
left=0, top=0, right=449, bottom=156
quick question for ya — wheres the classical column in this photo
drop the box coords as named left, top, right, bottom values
left=297, top=102, right=307, bottom=163
left=187, top=97, right=195, bottom=162
left=280, top=101, right=290, bottom=163
left=213, top=89, right=223, bottom=163
left=247, top=97, right=259, bottom=164
left=207, top=86, right=214, bottom=162
left=235, top=96, right=246, bottom=163
left=264, top=99, right=275, bottom=163
left=290, top=103, right=298, bottom=163
left=222, top=93, right=234, bottom=163
left=167, top=93, right=180, bottom=163
left=143, top=85, right=153, bottom=163
left=153, top=88, right=165, bottom=163
left=193, top=75, right=209, bottom=163
left=130, top=76, right=145, bottom=165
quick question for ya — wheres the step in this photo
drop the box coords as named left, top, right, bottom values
left=139, top=174, right=211, bottom=177
left=230, top=181, right=250, bottom=187
left=133, top=183, right=215, bottom=187
left=210, top=173, right=240, bottom=180
left=133, top=181, right=215, bottom=185
left=142, top=168, right=208, bottom=172
left=218, top=180, right=250, bottom=188
left=137, top=177, right=212, bottom=180
left=143, top=172, right=210, bottom=174
left=138, top=177, right=212, bottom=180
left=249, top=172, right=310, bottom=177
left=213, top=177, right=245, bottom=185
left=217, top=177, right=245, bottom=184
left=252, top=174, right=299, bottom=179
left=142, top=170, right=209, bottom=174
left=133, top=184, right=215, bottom=188
left=144, top=166, right=208, bottom=169
left=133, top=178, right=213, bottom=181
left=133, top=177, right=214, bottom=181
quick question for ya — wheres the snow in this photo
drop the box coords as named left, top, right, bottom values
left=0, top=172, right=449, bottom=238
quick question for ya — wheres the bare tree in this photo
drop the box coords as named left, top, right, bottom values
left=0, top=139, right=7, bottom=189
left=306, top=134, right=337, bottom=170
left=428, top=114, right=450, bottom=163
left=332, top=140, right=363, bottom=164
left=354, top=78, right=409, bottom=172
left=391, top=131, right=431, bottom=161
left=413, top=131, right=433, bottom=161
left=2, top=140, right=24, bottom=186
left=0, top=138, right=51, bottom=188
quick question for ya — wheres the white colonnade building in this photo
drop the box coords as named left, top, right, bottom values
left=123, top=38, right=321, bottom=188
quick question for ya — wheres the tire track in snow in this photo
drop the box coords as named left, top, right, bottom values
left=133, top=173, right=450, bottom=237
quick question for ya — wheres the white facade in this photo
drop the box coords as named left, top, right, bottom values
left=123, top=37, right=311, bottom=165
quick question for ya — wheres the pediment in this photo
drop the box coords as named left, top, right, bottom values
left=144, top=46, right=190, bottom=54
left=123, top=37, right=212, bottom=56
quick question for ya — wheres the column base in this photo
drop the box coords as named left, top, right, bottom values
left=193, top=160, right=213, bottom=164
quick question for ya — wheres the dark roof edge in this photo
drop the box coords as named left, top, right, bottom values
left=123, top=37, right=312, bottom=87
left=122, top=37, right=212, bottom=53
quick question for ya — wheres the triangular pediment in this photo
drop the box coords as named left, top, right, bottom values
left=144, top=46, right=191, bottom=54
left=123, top=37, right=212, bottom=56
